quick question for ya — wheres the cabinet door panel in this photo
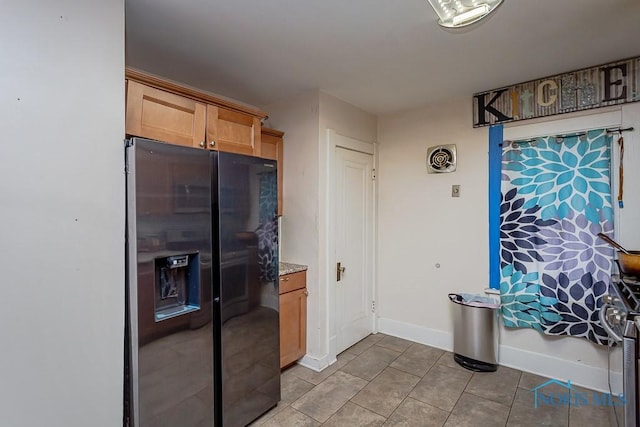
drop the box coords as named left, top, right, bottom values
left=126, top=81, right=206, bottom=148
left=279, top=288, right=307, bottom=368
left=260, top=139, right=278, bottom=160
left=207, top=105, right=261, bottom=155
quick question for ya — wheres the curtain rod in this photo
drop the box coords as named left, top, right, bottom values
left=508, top=126, right=634, bottom=145
left=605, top=126, right=634, bottom=134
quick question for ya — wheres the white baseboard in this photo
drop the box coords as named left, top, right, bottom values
left=377, top=317, right=453, bottom=352
left=328, top=335, right=337, bottom=364
left=499, top=344, right=622, bottom=394
left=377, top=317, right=622, bottom=394
left=298, top=353, right=334, bottom=372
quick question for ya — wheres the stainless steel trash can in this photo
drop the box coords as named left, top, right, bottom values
left=448, top=293, right=499, bottom=372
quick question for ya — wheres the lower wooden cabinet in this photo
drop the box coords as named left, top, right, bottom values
left=279, top=271, right=307, bottom=368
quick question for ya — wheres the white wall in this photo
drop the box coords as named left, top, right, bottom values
left=377, top=99, right=489, bottom=329
left=0, top=2, right=125, bottom=426
left=377, top=98, right=640, bottom=392
left=263, top=91, right=322, bottom=357
left=616, top=104, right=640, bottom=247
left=318, top=92, right=378, bottom=363
left=264, top=91, right=377, bottom=368
left=318, top=92, right=378, bottom=144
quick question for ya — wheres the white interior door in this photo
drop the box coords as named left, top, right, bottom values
left=335, top=146, right=374, bottom=354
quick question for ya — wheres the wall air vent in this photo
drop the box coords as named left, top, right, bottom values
left=426, top=144, right=457, bottom=174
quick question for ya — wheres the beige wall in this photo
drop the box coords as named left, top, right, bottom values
left=264, top=91, right=323, bottom=357
left=377, top=98, right=640, bottom=392
left=0, top=1, right=125, bottom=426
left=377, top=99, right=489, bottom=329
left=319, top=92, right=378, bottom=143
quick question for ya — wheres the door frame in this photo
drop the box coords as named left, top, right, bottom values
left=323, top=129, right=378, bottom=364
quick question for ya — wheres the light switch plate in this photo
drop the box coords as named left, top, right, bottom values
left=452, top=185, right=460, bottom=197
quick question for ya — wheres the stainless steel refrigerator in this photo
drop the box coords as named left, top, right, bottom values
left=125, top=138, right=280, bottom=427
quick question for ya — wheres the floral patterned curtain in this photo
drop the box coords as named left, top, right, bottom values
left=499, top=129, right=614, bottom=345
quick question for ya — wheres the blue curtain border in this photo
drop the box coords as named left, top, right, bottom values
left=488, top=124, right=504, bottom=290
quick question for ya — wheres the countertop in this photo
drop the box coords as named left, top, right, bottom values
left=279, top=262, right=308, bottom=276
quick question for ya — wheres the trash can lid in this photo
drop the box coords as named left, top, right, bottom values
left=448, top=293, right=500, bottom=309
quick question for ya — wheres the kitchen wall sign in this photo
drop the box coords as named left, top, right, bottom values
left=473, top=57, right=640, bottom=127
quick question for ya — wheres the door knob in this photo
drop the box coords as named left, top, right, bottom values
left=337, top=262, right=346, bottom=282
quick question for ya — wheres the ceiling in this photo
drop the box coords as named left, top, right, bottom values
left=125, top=0, right=640, bottom=116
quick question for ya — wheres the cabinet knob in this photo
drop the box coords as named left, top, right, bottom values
left=282, top=277, right=289, bottom=281
left=303, top=290, right=309, bottom=296
left=199, top=141, right=205, bottom=148
left=210, top=140, right=216, bottom=147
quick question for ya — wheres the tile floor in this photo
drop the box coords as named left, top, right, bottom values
left=250, top=333, right=618, bottom=427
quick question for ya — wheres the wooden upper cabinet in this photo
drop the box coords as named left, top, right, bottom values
left=261, top=128, right=284, bottom=216
left=125, top=80, right=206, bottom=148
left=260, top=128, right=282, bottom=160
left=206, top=105, right=262, bottom=156
left=125, top=68, right=267, bottom=155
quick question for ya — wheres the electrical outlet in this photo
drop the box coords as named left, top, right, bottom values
left=452, top=185, right=461, bottom=197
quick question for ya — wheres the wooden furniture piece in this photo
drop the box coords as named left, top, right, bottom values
left=279, top=270, right=307, bottom=368
left=207, top=106, right=261, bottom=155
left=260, top=128, right=284, bottom=216
left=125, top=68, right=267, bottom=156
left=125, top=80, right=206, bottom=149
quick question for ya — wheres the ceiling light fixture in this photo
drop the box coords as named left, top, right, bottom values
left=427, top=0, right=503, bottom=28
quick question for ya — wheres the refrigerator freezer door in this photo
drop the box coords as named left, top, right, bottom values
left=127, top=138, right=214, bottom=427
left=216, top=152, right=280, bottom=427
